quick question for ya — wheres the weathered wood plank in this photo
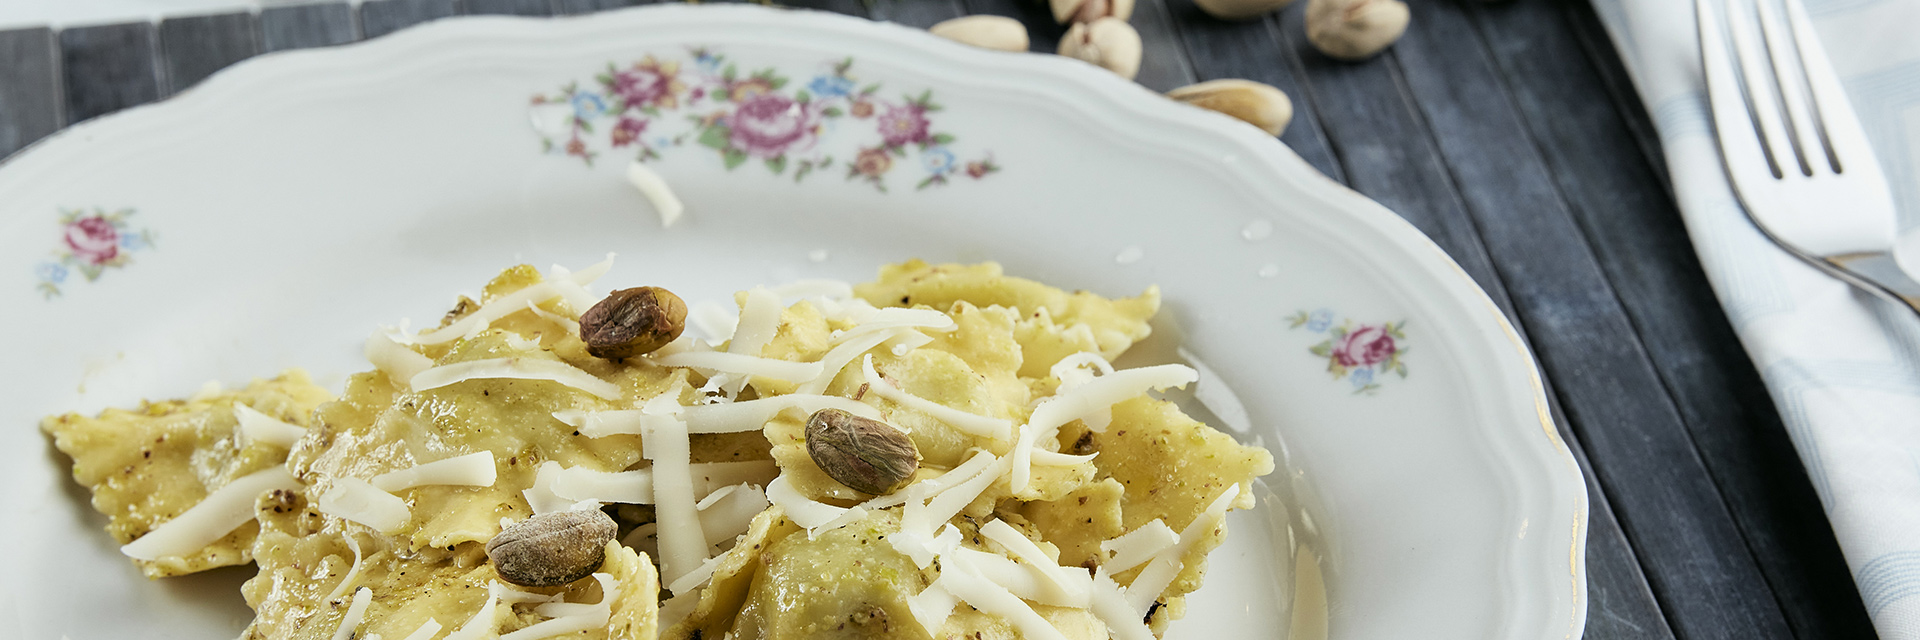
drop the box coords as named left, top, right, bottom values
left=1126, top=0, right=1196, bottom=92
left=0, top=28, right=62, bottom=158
left=59, top=22, right=162, bottom=124
left=1471, top=0, right=1877, bottom=637
left=1162, top=0, right=1343, bottom=182
left=1391, top=2, right=1794, bottom=638
left=1560, top=398, right=1678, bottom=640
left=867, top=0, right=965, bottom=29
left=361, top=0, right=460, bottom=39
left=553, top=0, right=653, bottom=14
left=780, top=0, right=870, bottom=18
left=158, top=12, right=260, bottom=94
left=261, top=2, right=359, bottom=52
left=462, top=0, right=554, bottom=15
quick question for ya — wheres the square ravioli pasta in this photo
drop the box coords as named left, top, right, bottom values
left=44, top=259, right=1274, bottom=640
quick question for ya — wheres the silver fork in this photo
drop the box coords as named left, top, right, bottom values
left=1696, top=0, right=1919, bottom=315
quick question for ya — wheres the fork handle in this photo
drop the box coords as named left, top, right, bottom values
left=1824, top=252, right=1920, bottom=316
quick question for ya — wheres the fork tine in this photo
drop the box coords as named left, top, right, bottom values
left=1698, top=0, right=1773, bottom=182
left=1725, top=0, right=1797, bottom=179
left=1755, top=0, right=1821, bottom=175
left=1781, top=0, right=1874, bottom=175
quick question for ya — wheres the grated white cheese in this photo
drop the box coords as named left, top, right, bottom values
left=1027, top=364, right=1197, bottom=435
left=399, top=619, right=444, bottom=640
left=830, top=308, right=956, bottom=345
left=317, top=477, right=411, bottom=533
left=549, top=466, right=652, bottom=506
left=233, top=403, right=306, bottom=449
left=919, top=454, right=1009, bottom=534
left=443, top=583, right=503, bottom=640
left=906, top=577, right=961, bottom=637
left=523, top=462, right=577, bottom=516
left=729, top=288, right=782, bottom=358
left=888, top=522, right=961, bottom=570
left=885, top=331, right=935, bottom=356
left=807, top=506, right=870, bottom=540
left=938, top=555, right=1070, bottom=640
left=330, top=587, right=373, bottom=640
left=370, top=451, right=497, bottom=493
left=697, top=483, right=770, bottom=548
left=942, top=547, right=1088, bottom=608
left=1030, top=449, right=1097, bottom=466
left=796, top=328, right=909, bottom=395
left=627, top=160, right=685, bottom=228
left=1124, top=483, right=1241, bottom=614
left=666, top=553, right=726, bottom=595
left=861, top=356, right=1012, bottom=441
left=765, top=474, right=848, bottom=530
left=644, top=413, right=708, bottom=590
left=648, top=351, right=823, bottom=383
left=1099, top=519, right=1178, bottom=574
left=121, top=466, right=301, bottom=561
left=683, top=394, right=880, bottom=433
left=687, top=301, right=739, bottom=346
left=982, top=519, right=1089, bottom=605
left=1089, top=569, right=1155, bottom=640
left=525, top=301, right=581, bottom=335
left=412, top=357, right=623, bottom=401
left=500, top=573, right=619, bottom=640
left=364, top=330, right=436, bottom=390
left=861, top=450, right=999, bottom=511
left=412, top=257, right=612, bottom=345
left=323, top=533, right=366, bottom=603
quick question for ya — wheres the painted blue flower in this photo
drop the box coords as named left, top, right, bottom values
left=1350, top=367, right=1374, bottom=388
left=694, top=53, right=723, bottom=75
left=1307, top=309, right=1333, bottom=332
left=35, top=262, right=68, bottom=284
left=922, top=147, right=956, bottom=175
left=571, top=92, right=609, bottom=120
left=807, top=75, right=855, bottom=100
left=119, top=232, right=146, bottom=250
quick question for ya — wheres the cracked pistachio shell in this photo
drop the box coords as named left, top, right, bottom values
left=1192, top=0, right=1294, bottom=21
left=1049, top=0, right=1136, bottom=24
left=1057, top=17, right=1143, bottom=81
left=929, top=15, right=1030, bottom=52
left=1305, top=0, right=1411, bottom=61
left=1167, top=79, right=1294, bottom=136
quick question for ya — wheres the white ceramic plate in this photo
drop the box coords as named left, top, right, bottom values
left=0, top=6, right=1586, bottom=640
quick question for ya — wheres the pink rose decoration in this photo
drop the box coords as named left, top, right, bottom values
left=611, top=117, right=647, bottom=147
left=64, top=215, right=120, bottom=265
left=610, top=58, right=684, bottom=110
left=1332, top=325, right=1395, bottom=368
left=877, top=104, right=930, bottom=147
left=728, top=93, right=814, bottom=159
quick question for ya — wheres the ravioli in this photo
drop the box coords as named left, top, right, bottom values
left=46, top=260, right=1272, bottom=640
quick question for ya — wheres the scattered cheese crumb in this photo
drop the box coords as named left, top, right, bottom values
left=120, top=466, right=301, bottom=561
left=627, top=161, right=684, bottom=228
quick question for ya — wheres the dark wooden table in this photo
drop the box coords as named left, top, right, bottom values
left=0, top=0, right=1880, bottom=637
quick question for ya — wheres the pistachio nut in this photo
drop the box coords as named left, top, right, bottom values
left=806, top=408, right=919, bottom=495
left=580, top=286, right=687, bottom=360
left=1166, top=79, right=1294, bottom=136
left=1049, top=0, right=1136, bottom=24
left=1192, top=0, right=1293, bottom=20
left=486, top=509, right=618, bottom=587
left=929, top=15, right=1030, bottom=53
left=1057, top=17, right=1144, bottom=81
left=1305, top=0, right=1410, bottom=61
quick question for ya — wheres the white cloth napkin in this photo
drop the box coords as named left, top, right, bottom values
left=1590, top=0, right=1920, bottom=636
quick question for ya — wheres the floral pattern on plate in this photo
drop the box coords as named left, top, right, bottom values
left=1288, top=308, right=1408, bottom=394
left=531, top=48, right=1000, bottom=192
left=33, top=208, right=155, bottom=299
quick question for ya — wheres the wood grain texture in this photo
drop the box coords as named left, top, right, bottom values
left=867, top=0, right=965, bottom=29
left=462, top=0, right=555, bottom=15
left=780, top=0, right=871, bottom=18
left=553, top=0, right=654, bottom=14
left=261, top=2, right=359, bottom=52
left=1473, top=0, right=1877, bottom=637
left=360, top=0, right=460, bottom=39
left=0, top=28, right=62, bottom=158
left=59, top=22, right=162, bottom=124
left=158, top=12, right=260, bottom=94
left=1394, top=1, right=1796, bottom=638
left=1161, top=0, right=1343, bottom=181
left=1126, top=0, right=1197, bottom=92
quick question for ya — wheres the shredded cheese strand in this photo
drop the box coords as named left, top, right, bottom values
left=644, top=415, right=708, bottom=590
left=907, top=578, right=961, bottom=637
left=939, top=556, right=1070, bottom=640
left=330, top=587, right=373, bottom=640
left=861, top=450, right=999, bottom=511
left=500, top=573, right=619, bottom=640
left=365, top=330, right=436, bottom=390
left=1124, top=484, right=1241, bottom=613
left=121, top=466, right=301, bottom=561
left=411, top=357, right=622, bottom=401
left=323, top=533, right=366, bottom=602
left=317, top=477, right=411, bottom=533
left=399, top=619, right=444, bottom=640
left=234, top=403, right=306, bottom=449
left=982, top=519, right=1089, bottom=604
left=1090, top=569, right=1156, bottom=640
left=861, top=355, right=1012, bottom=440
left=370, top=451, right=497, bottom=493
left=766, top=475, right=849, bottom=530
left=525, top=300, right=581, bottom=334
left=1027, top=364, right=1197, bottom=435
left=796, top=328, right=908, bottom=395
left=412, top=257, right=612, bottom=345
left=443, top=584, right=503, bottom=640
left=729, top=288, right=782, bottom=358
left=627, top=161, right=685, bottom=228
left=1100, top=519, right=1179, bottom=574
left=697, top=483, right=770, bottom=548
